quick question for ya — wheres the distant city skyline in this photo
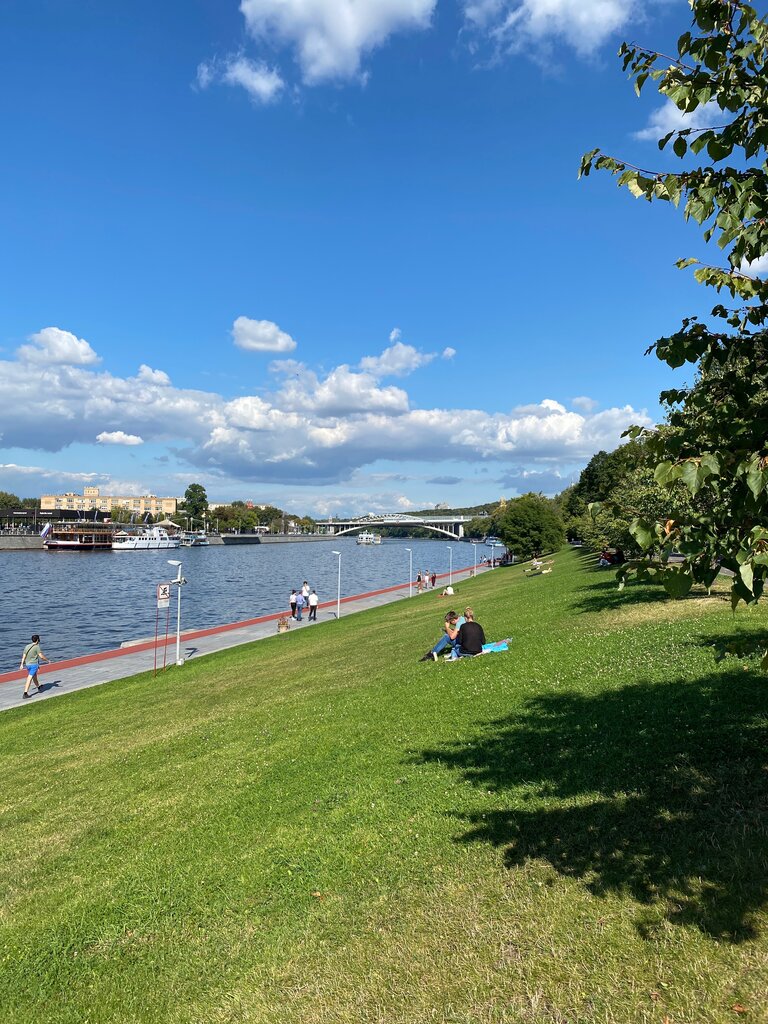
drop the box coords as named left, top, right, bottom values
left=1, top=1, right=706, bottom=515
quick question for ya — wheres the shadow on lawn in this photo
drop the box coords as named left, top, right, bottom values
left=572, top=575, right=674, bottom=615
left=416, top=669, right=768, bottom=941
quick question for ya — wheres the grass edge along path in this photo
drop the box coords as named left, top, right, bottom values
left=1, top=548, right=767, bottom=1024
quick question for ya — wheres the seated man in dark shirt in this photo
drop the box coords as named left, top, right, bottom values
left=455, top=607, right=486, bottom=657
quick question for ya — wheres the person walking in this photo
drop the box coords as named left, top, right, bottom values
left=295, top=590, right=305, bottom=622
left=301, top=580, right=310, bottom=604
left=308, top=589, right=319, bottom=621
left=430, top=571, right=437, bottom=589
left=289, top=589, right=298, bottom=618
left=20, top=634, right=50, bottom=698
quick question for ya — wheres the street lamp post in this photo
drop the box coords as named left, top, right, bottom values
left=405, top=547, right=413, bottom=597
left=447, top=545, right=453, bottom=586
left=472, top=542, right=478, bottom=577
left=167, top=559, right=186, bottom=666
left=332, top=550, right=342, bottom=619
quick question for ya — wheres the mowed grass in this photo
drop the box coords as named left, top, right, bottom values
left=1, top=549, right=767, bottom=1024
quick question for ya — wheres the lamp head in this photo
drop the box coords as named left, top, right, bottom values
left=168, top=559, right=182, bottom=566
left=332, top=550, right=341, bottom=556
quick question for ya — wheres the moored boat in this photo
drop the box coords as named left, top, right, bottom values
left=180, top=530, right=209, bottom=547
left=112, top=526, right=181, bottom=551
left=43, top=522, right=115, bottom=551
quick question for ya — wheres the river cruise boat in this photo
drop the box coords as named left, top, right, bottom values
left=112, top=526, right=181, bottom=551
left=43, top=522, right=115, bottom=551
left=356, top=530, right=382, bottom=545
left=180, top=530, right=209, bottom=547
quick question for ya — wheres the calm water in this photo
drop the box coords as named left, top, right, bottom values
left=0, top=538, right=477, bottom=668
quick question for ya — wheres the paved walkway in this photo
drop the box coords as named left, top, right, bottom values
left=0, top=566, right=493, bottom=713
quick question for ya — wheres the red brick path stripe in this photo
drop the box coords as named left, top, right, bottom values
left=0, top=565, right=477, bottom=685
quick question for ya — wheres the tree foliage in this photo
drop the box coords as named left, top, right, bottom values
left=496, top=493, right=565, bottom=560
left=0, top=491, right=22, bottom=509
left=180, top=483, right=209, bottom=522
left=581, top=0, right=768, bottom=657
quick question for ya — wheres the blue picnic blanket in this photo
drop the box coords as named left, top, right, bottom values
left=481, top=640, right=510, bottom=654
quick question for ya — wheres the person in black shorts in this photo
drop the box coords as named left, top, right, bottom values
left=455, top=608, right=486, bottom=658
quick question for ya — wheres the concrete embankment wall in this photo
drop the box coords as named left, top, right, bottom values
left=0, top=537, right=43, bottom=550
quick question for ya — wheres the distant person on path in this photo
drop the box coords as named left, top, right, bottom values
left=290, top=589, right=297, bottom=618
left=416, top=571, right=423, bottom=595
left=430, top=572, right=437, bottom=589
left=20, top=634, right=50, bottom=698
left=308, top=590, right=319, bottom=621
left=455, top=608, right=486, bottom=658
left=301, top=580, right=310, bottom=604
left=295, top=591, right=305, bottom=622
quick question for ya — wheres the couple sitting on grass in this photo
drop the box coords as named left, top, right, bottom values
left=419, top=607, right=486, bottom=662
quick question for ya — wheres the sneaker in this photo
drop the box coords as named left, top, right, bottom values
left=22, top=692, right=30, bottom=699
left=430, top=652, right=438, bottom=661
left=418, top=651, right=433, bottom=662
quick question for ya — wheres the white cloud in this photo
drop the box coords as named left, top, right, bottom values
left=197, top=55, right=284, bottom=104
left=96, top=431, right=144, bottom=446
left=239, top=0, right=436, bottom=83
left=233, top=316, right=297, bottom=353
left=633, top=99, right=721, bottom=142
left=0, top=326, right=651, bottom=490
left=463, top=0, right=635, bottom=57
left=572, top=396, right=598, bottom=412
left=739, top=254, right=768, bottom=277
left=389, top=327, right=402, bottom=342
left=442, top=347, right=456, bottom=360
left=17, top=327, right=101, bottom=366
left=359, top=341, right=435, bottom=377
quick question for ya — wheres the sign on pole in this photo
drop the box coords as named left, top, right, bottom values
left=156, top=582, right=171, bottom=609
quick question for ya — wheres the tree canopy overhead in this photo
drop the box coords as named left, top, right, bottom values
left=581, top=0, right=768, bottom=651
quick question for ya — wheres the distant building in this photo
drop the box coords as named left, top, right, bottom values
left=40, top=486, right=178, bottom=517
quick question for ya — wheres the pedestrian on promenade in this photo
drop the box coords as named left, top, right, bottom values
left=20, top=634, right=50, bottom=698
left=430, top=571, right=437, bottom=589
left=308, top=589, right=319, bottom=621
left=416, top=571, right=423, bottom=595
left=295, top=590, right=305, bottom=622
left=290, top=589, right=297, bottom=618
left=301, top=580, right=310, bottom=604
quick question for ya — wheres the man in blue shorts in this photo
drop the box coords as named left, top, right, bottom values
left=20, top=634, right=50, bottom=698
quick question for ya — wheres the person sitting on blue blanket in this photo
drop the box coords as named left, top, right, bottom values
left=454, top=607, right=486, bottom=657
left=419, top=610, right=464, bottom=662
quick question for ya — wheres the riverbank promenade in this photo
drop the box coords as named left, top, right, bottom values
left=0, top=567, right=489, bottom=712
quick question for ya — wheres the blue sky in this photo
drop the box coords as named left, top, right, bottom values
left=0, top=0, right=718, bottom=515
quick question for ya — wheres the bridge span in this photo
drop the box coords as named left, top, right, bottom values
left=321, top=513, right=486, bottom=540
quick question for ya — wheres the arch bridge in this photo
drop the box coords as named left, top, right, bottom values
left=324, top=513, right=486, bottom=540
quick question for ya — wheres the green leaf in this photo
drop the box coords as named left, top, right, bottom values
left=740, top=561, right=755, bottom=593
left=629, top=517, right=656, bottom=551
left=673, top=135, right=688, bottom=158
left=662, top=567, right=693, bottom=599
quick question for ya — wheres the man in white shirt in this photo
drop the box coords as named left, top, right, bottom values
left=308, top=589, right=319, bottom=621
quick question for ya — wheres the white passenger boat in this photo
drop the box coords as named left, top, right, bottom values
left=180, top=530, right=209, bottom=547
left=112, top=526, right=181, bottom=551
left=356, top=530, right=382, bottom=545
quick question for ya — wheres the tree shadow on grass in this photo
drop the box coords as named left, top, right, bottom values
left=416, top=670, right=768, bottom=941
left=572, top=575, right=675, bottom=615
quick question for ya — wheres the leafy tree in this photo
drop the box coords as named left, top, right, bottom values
left=0, top=491, right=21, bottom=509
left=581, top=1, right=768, bottom=647
left=181, top=483, right=209, bottom=522
left=496, top=493, right=565, bottom=561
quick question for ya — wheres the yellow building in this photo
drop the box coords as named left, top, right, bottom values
left=41, top=487, right=178, bottom=516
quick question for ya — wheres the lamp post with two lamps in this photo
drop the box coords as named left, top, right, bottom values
left=405, top=547, right=413, bottom=597
left=167, top=559, right=187, bottom=666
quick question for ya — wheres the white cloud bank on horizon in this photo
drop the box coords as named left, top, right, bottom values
left=0, top=324, right=652, bottom=489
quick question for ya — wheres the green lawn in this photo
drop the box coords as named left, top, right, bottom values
left=1, top=549, right=767, bottom=1024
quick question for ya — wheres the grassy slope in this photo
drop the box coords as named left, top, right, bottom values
left=1, top=549, right=767, bottom=1024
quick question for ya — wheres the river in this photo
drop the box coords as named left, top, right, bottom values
left=0, top=538, right=480, bottom=668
